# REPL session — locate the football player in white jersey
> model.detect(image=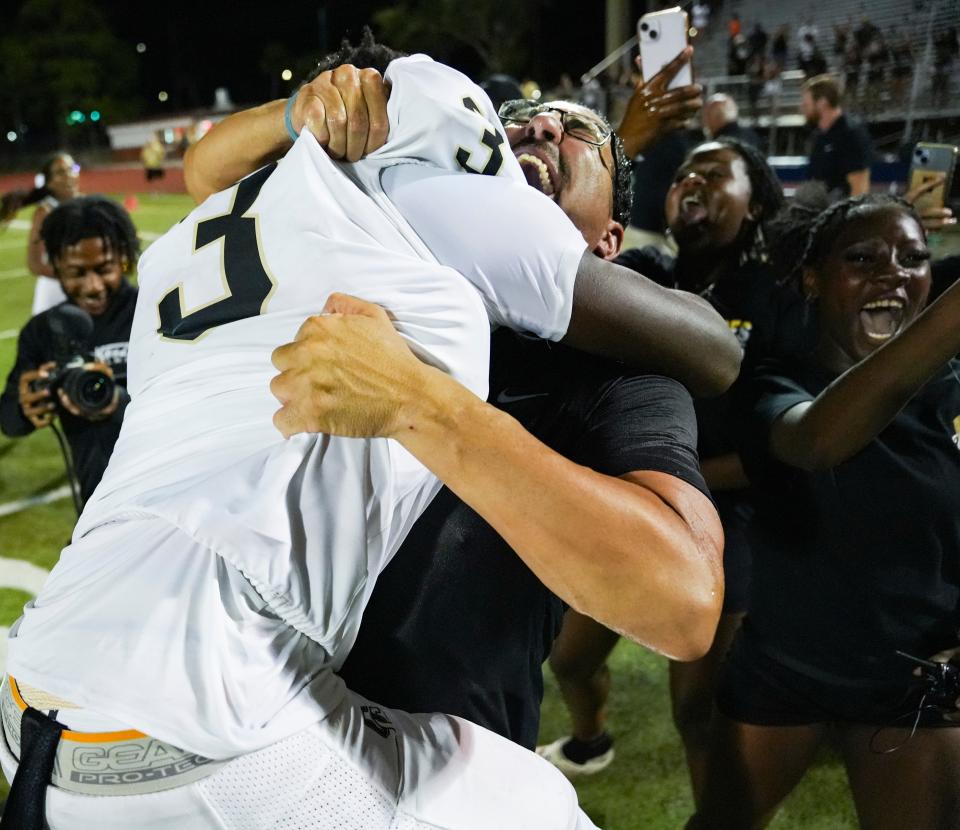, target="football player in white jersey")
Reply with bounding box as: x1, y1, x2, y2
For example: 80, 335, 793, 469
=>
0, 38, 730, 830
